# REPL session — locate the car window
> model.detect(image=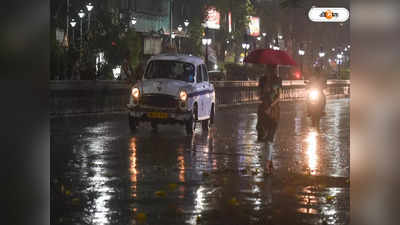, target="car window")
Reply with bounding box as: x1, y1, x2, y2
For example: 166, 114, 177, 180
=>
145, 60, 195, 82
196, 65, 203, 83
202, 65, 209, 82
